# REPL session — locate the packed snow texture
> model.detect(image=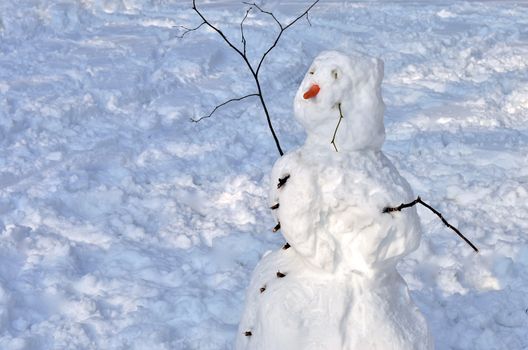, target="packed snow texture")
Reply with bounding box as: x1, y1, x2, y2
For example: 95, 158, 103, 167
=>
236, 51, 431, 349
1, 1, 528, 349
236, 248, 432, 350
